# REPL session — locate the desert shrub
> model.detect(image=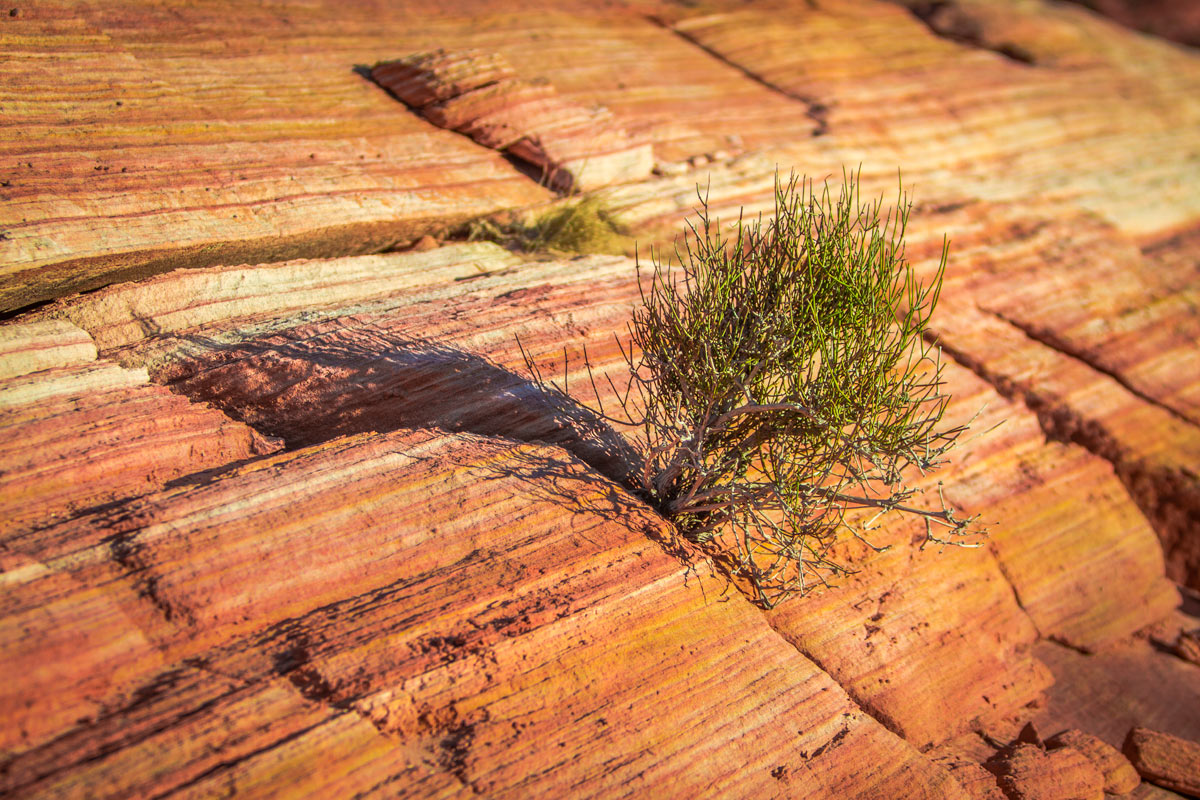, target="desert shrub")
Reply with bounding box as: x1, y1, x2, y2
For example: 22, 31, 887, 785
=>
531, 170, 983, 608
